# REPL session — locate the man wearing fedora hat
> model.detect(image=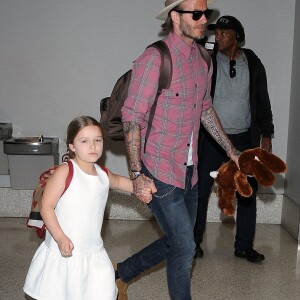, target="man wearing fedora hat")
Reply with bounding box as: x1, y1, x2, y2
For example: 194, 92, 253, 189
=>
194, 16, 274, 262
116, 2, 240, 299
